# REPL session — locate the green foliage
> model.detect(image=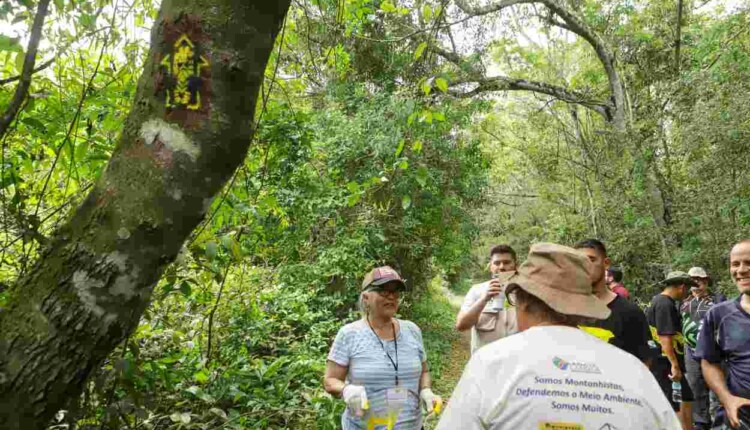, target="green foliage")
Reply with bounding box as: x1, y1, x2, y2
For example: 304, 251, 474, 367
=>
472, 3, 750, 300
0, 0, 491, 426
